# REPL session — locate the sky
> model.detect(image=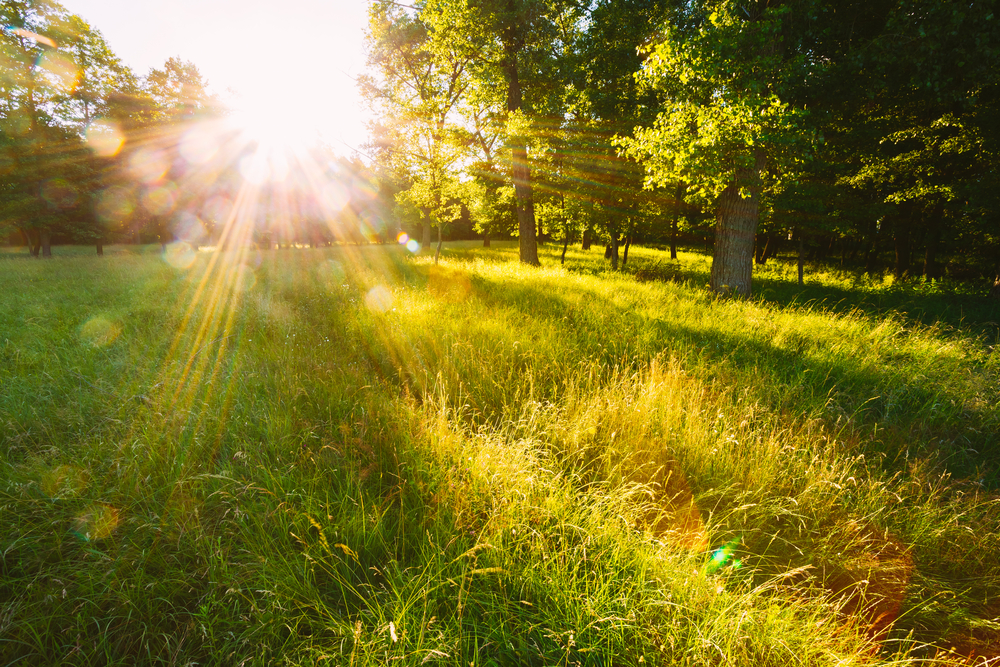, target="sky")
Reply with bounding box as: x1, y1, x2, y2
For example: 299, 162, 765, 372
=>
57, 0, 373, 156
